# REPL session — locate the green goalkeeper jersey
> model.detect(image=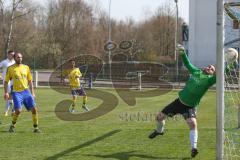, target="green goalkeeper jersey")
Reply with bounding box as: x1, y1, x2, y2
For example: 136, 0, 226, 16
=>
178, 52, 216, 107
